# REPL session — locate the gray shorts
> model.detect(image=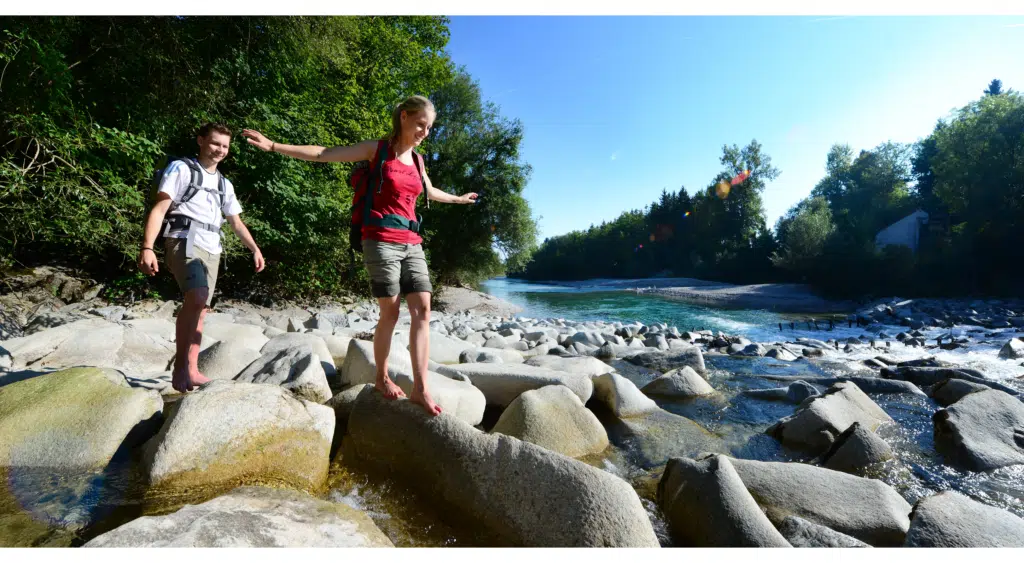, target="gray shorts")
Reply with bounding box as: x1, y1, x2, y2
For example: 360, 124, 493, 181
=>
164, 238, 220, 306
361, 240, 433, 298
